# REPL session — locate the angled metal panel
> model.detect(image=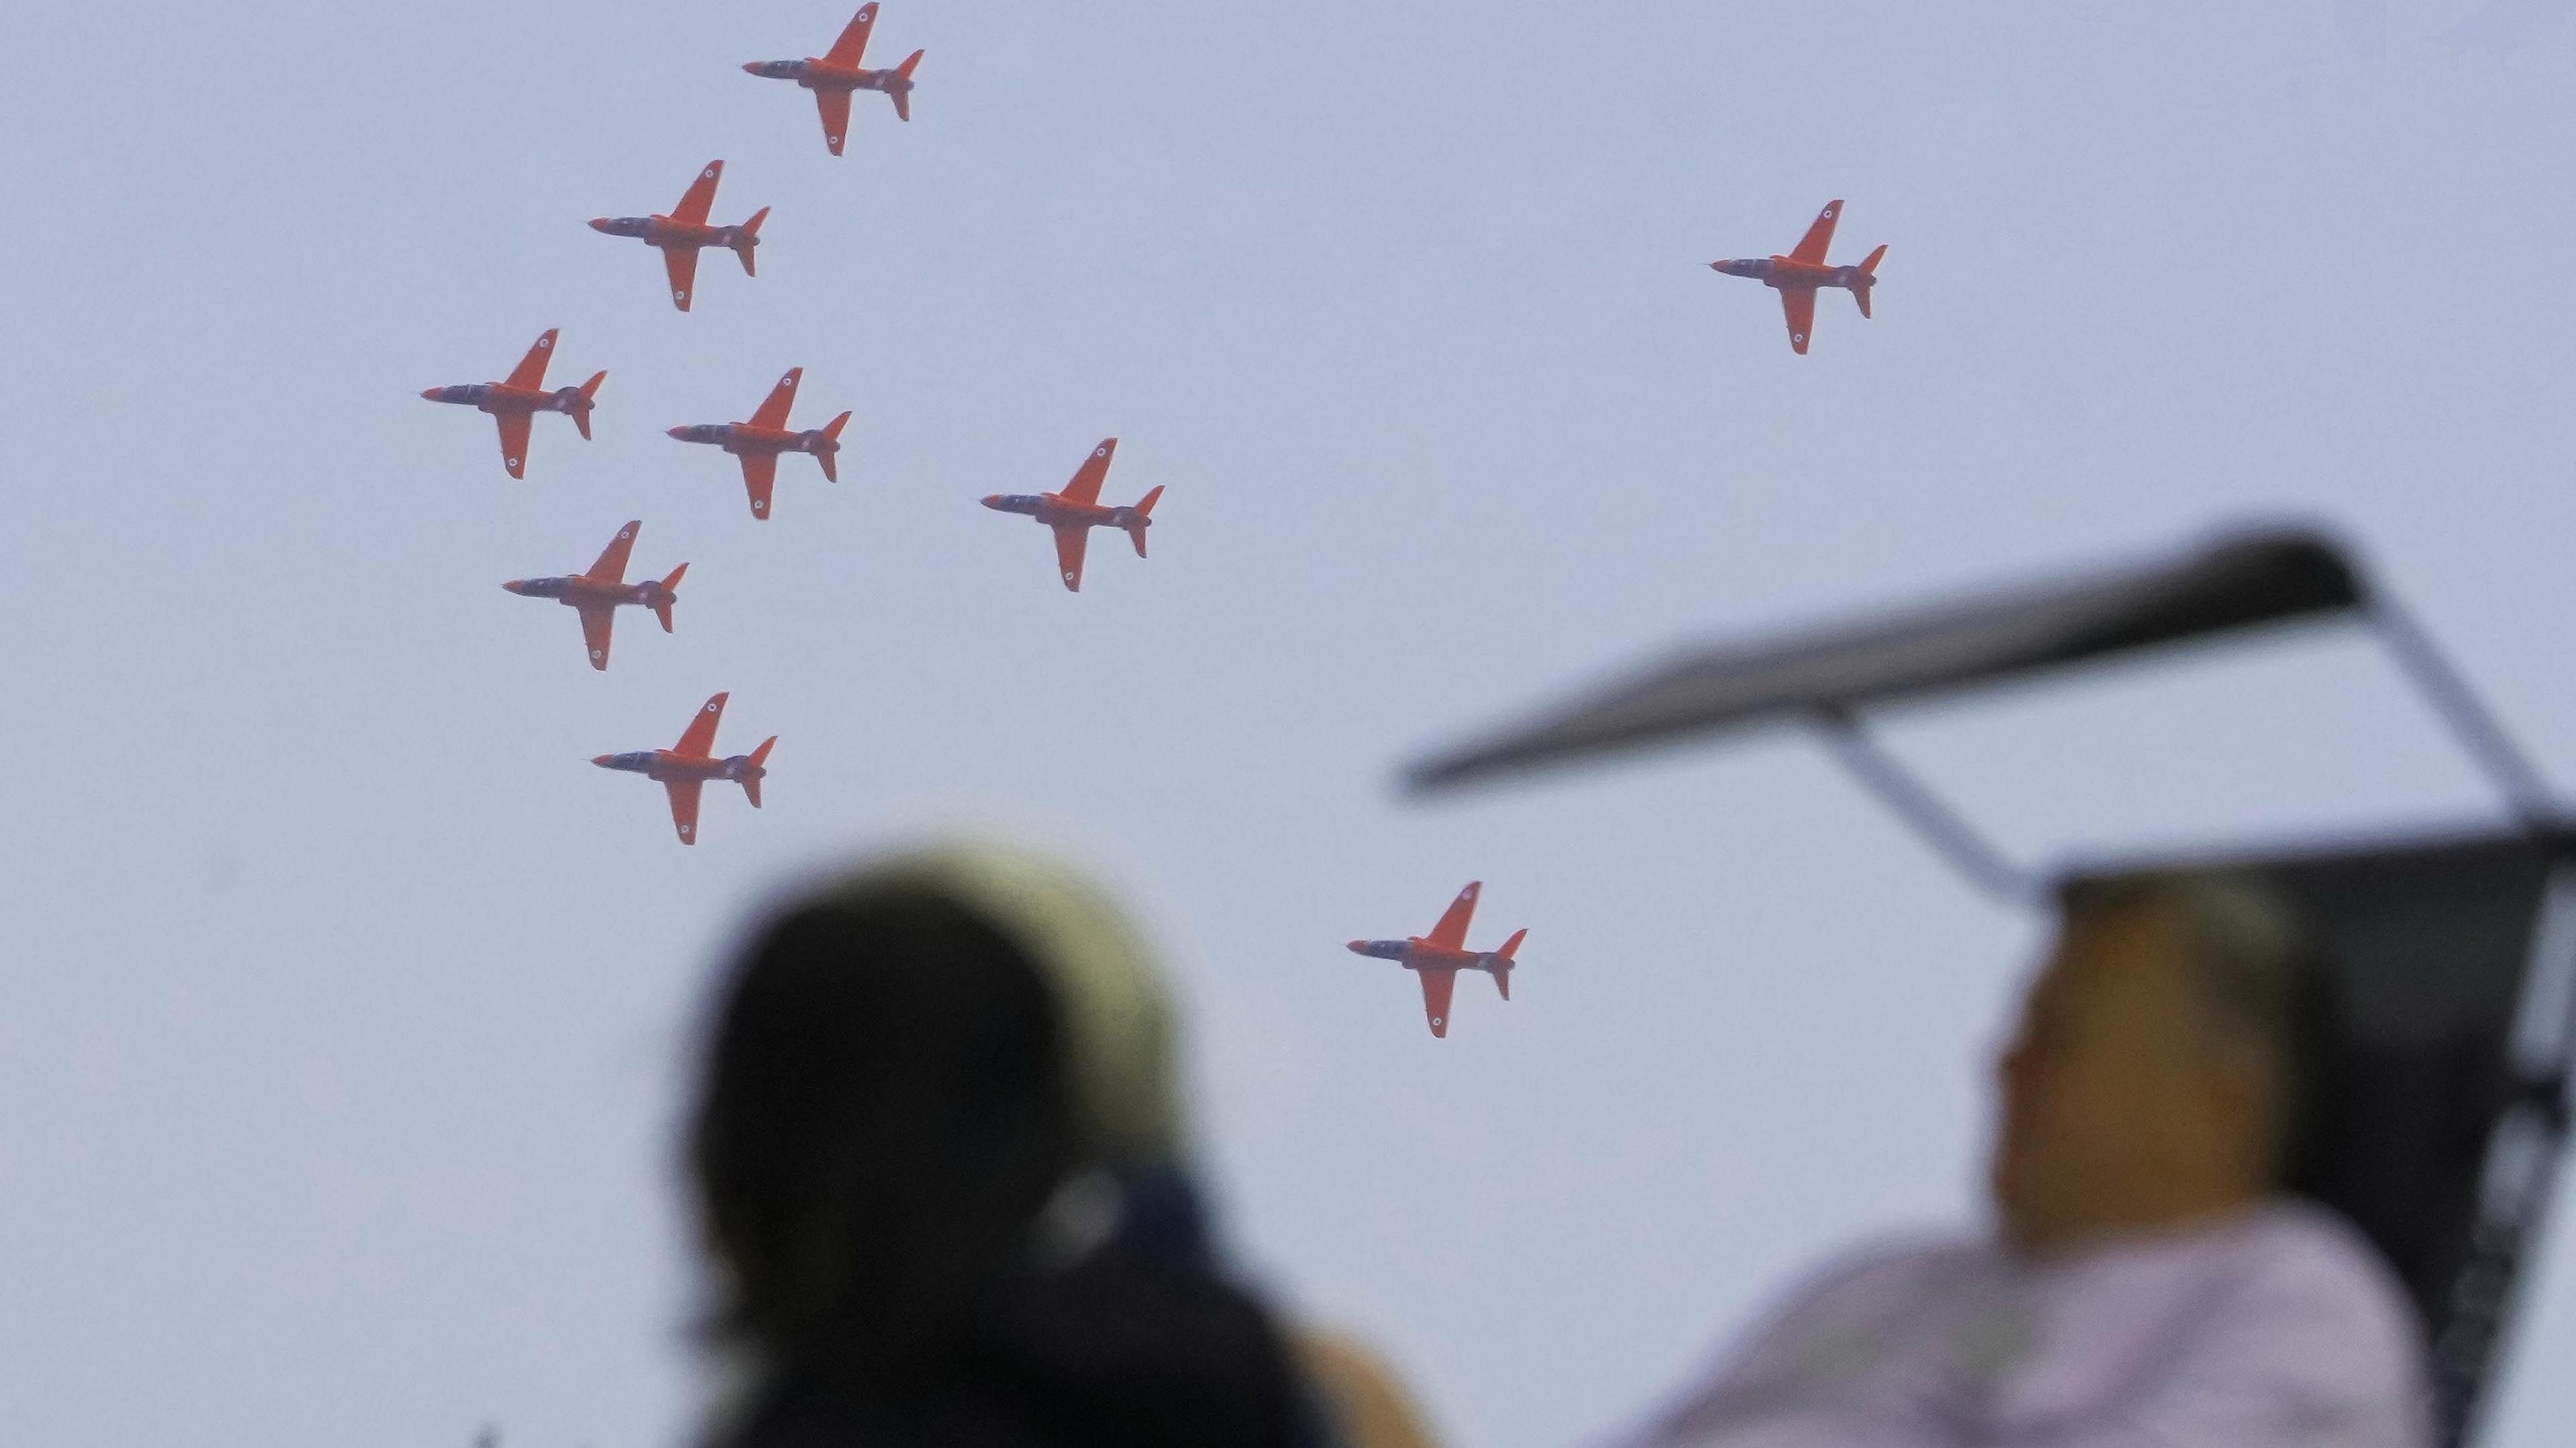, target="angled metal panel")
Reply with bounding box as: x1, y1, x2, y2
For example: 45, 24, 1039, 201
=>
1409, 528, 2361, 795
